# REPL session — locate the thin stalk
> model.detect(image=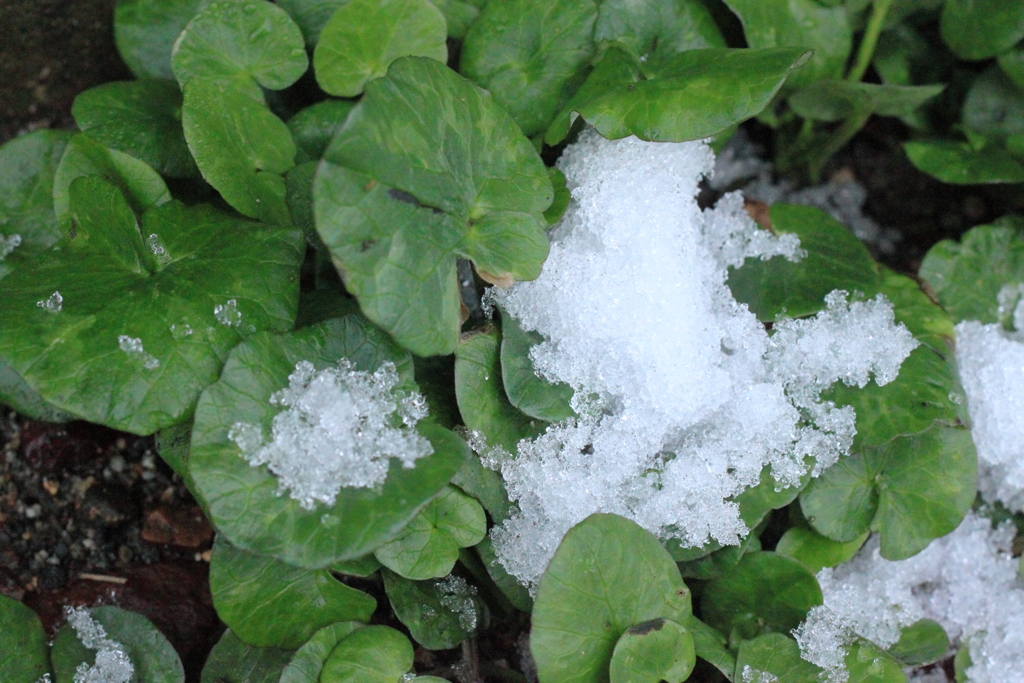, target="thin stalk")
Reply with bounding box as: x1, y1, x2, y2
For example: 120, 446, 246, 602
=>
845, 0, 894, 83
807, 108, 873, 183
